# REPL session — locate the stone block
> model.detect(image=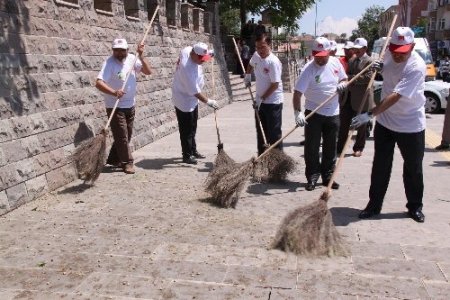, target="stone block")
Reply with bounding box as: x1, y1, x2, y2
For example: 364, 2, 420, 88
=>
0, 119, 13, 142
25, 174, 48, 200
45, 73, 62, 93
0, 190, 10, 215
33, 148, 66, 176
59, 72, 82, 90
29, 113, 48, 134
9, 116, 33, 138
20, 135, 42, 157
5, 182, 28, 209
45, 163, 77, 190
0, 164, 20, 190
15, 158, 36, 182
2, 139, 28, 164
